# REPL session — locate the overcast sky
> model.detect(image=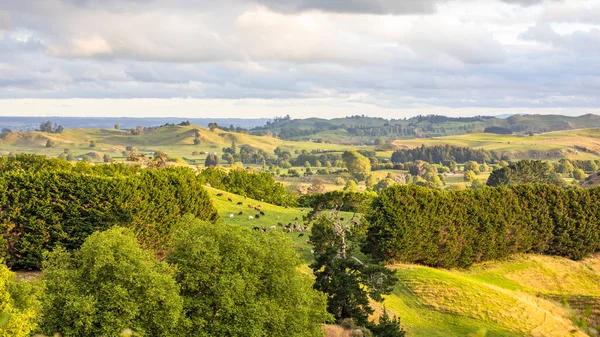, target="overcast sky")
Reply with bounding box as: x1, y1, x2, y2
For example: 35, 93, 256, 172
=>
0, 0, 599, 118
